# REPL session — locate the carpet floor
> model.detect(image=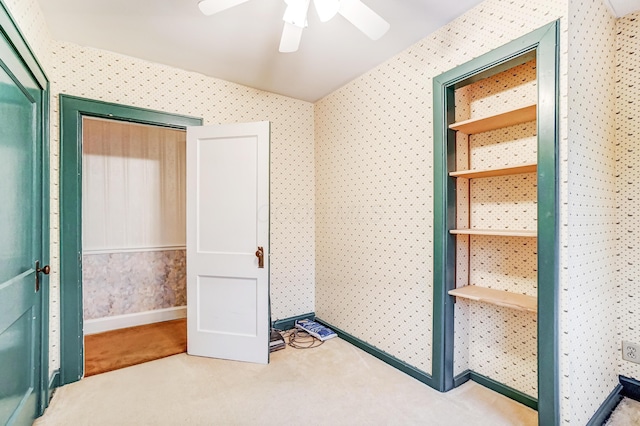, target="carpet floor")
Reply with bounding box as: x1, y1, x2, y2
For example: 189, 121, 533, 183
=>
606, 397, 640, 425
84, 318, 187, 377
37, 337, 537, 425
